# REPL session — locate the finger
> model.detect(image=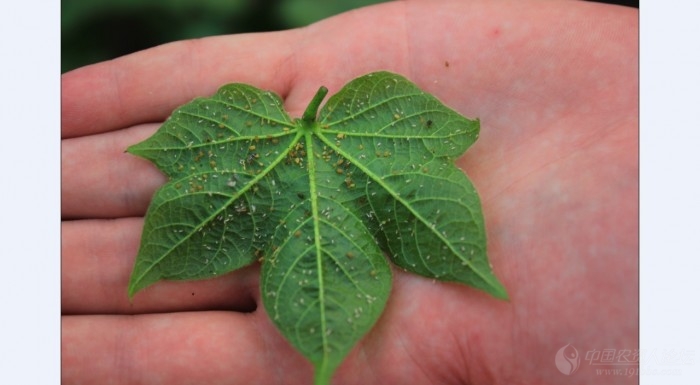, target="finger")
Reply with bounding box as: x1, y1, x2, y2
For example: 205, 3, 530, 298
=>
61, 123, 164, 219
61, 271, 509, 385
61, 32, 299, 139
62, 311, 311, 385
61, 218, 259, 315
